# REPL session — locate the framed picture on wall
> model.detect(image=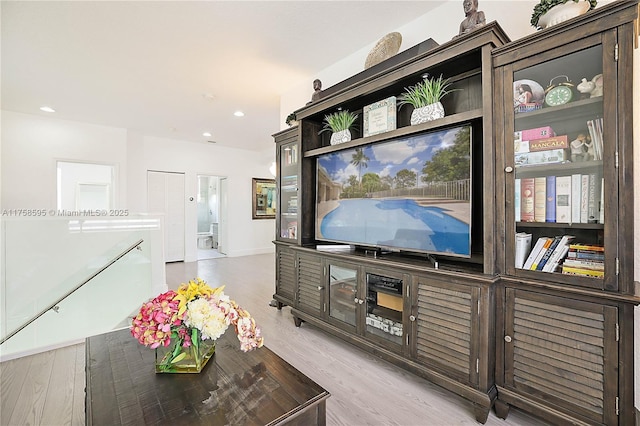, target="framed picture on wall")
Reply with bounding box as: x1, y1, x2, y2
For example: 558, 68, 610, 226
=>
252, 178, 276, 219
